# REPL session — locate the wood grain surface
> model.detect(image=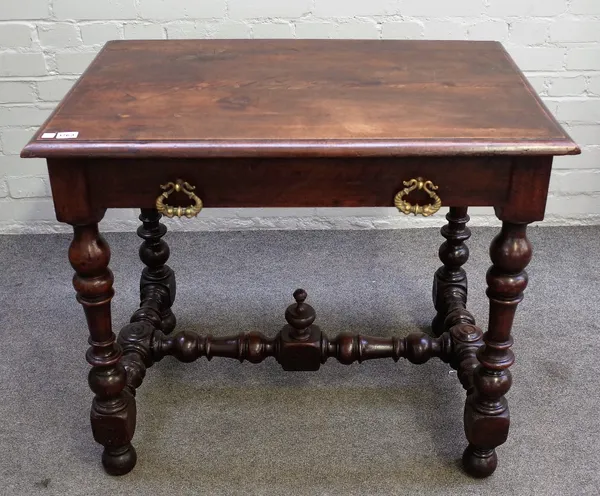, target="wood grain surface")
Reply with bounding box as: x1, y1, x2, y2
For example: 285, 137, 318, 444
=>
22, 39, 579, 158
